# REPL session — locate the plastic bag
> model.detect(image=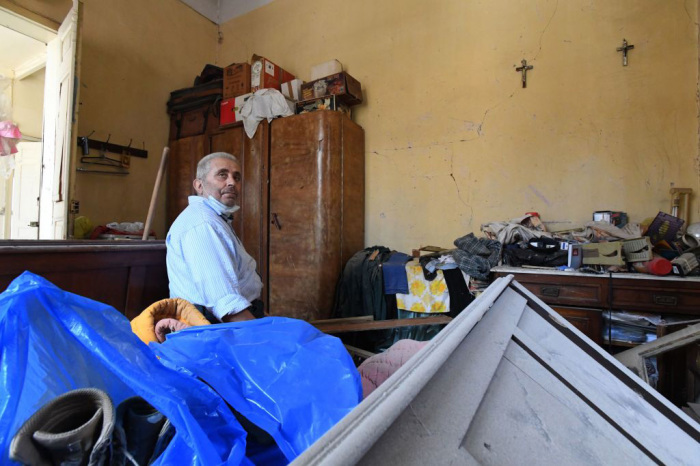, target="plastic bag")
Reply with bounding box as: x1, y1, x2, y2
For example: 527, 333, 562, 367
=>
106, 221, 144, 233
152, 317, 362, 463
0, 272, 249, 465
